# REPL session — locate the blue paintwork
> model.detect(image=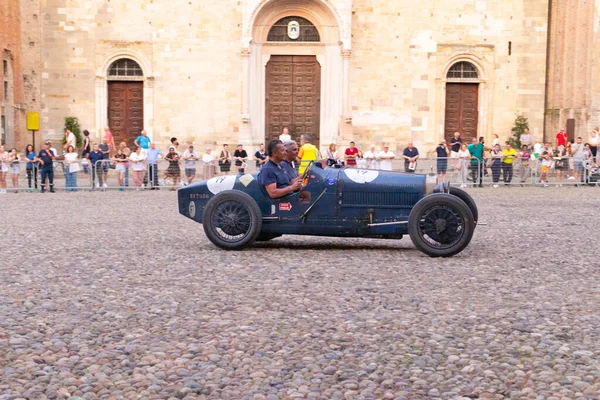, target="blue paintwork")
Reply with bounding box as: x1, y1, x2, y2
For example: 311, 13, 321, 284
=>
178, 163, 440, 238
